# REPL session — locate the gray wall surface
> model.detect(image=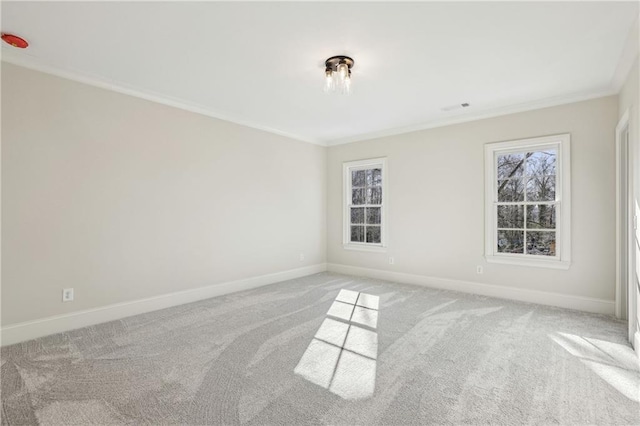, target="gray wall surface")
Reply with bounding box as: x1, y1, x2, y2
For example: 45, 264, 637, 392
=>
327, 96, 619, 301
2, 63, 327, 325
